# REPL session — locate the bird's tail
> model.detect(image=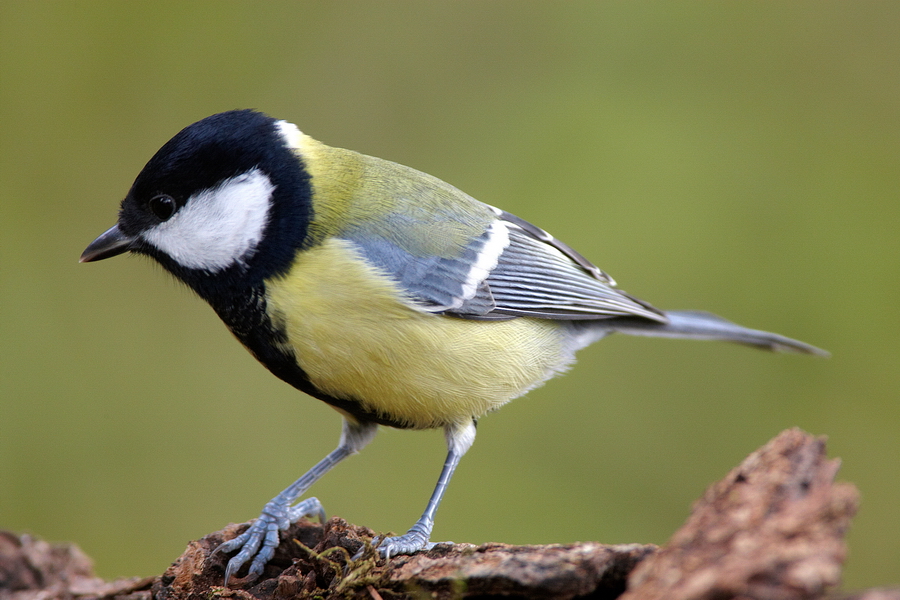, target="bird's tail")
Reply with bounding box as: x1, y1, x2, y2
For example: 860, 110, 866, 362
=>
605, 310, 829, 356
